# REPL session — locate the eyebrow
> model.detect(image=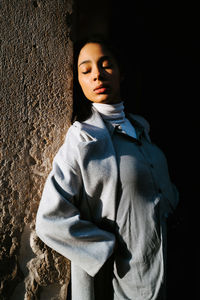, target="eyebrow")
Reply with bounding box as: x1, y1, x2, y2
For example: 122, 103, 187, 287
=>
78, 60, 91, 67
78, 55, 111, 67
